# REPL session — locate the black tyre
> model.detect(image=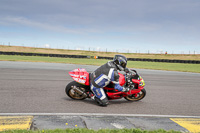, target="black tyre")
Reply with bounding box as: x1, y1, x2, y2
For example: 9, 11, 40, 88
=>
65, 81, 88, 100
124, 88, 146, 101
